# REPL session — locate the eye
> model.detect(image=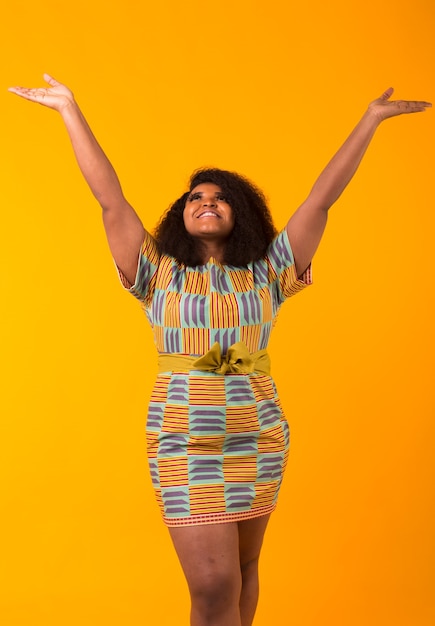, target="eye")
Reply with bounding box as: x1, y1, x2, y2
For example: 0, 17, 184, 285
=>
188, 192, 201, 201
216, 193, 228, 202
